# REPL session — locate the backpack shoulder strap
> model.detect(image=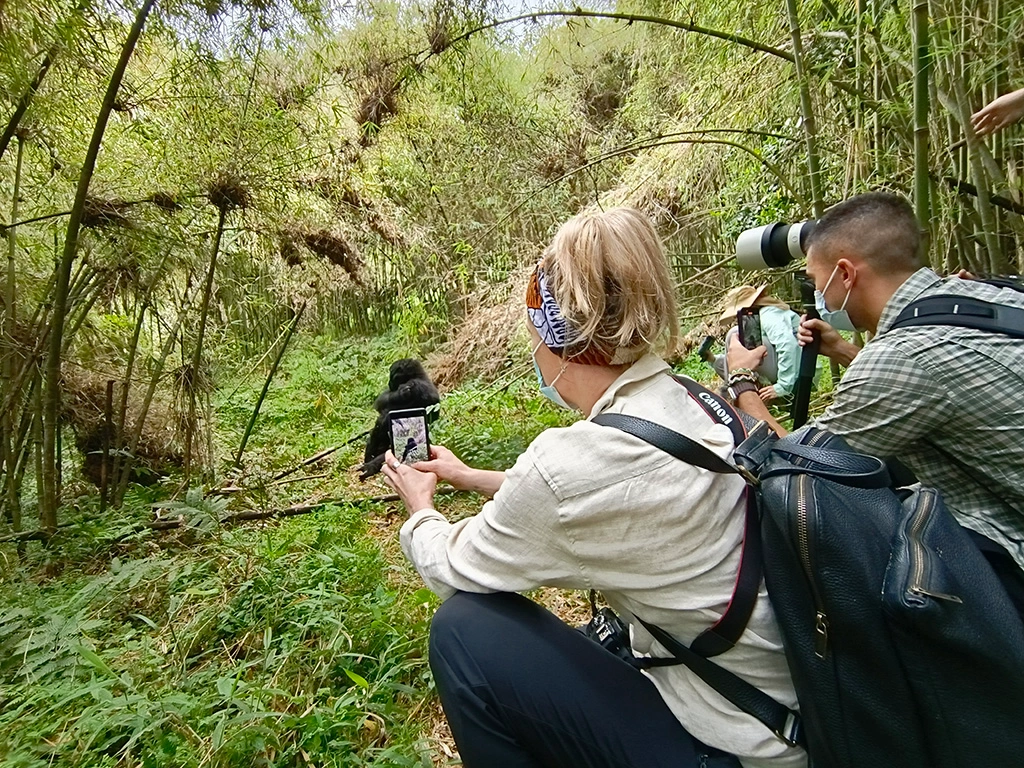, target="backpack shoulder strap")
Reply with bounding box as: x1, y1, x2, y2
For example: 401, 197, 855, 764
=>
890, 294, 1024, 339
592, 391, 804, 750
